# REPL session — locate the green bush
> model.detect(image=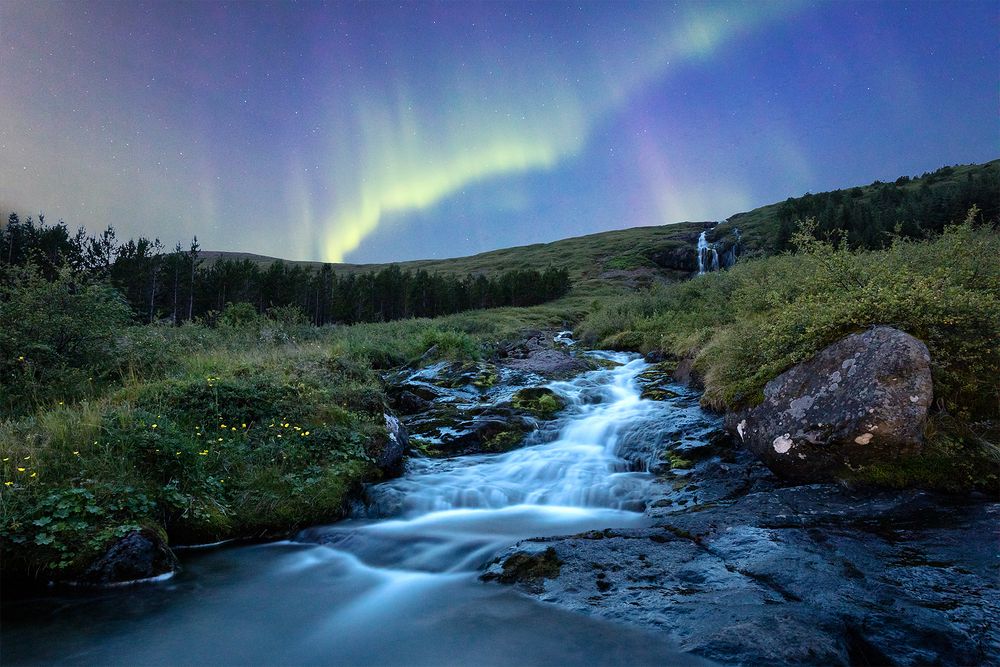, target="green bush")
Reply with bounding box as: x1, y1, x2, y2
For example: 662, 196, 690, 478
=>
0, 265, 132, 416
